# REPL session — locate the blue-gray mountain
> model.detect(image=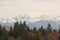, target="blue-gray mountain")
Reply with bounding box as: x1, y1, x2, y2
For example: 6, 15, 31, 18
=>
27, 20, 60, 30
0, 14, 60, 30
